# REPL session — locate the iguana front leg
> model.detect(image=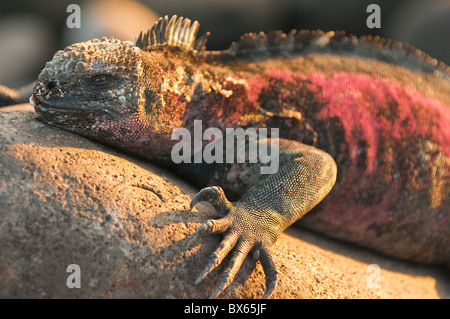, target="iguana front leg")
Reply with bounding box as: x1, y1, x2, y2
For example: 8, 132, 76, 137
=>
186, 139, 337, 298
